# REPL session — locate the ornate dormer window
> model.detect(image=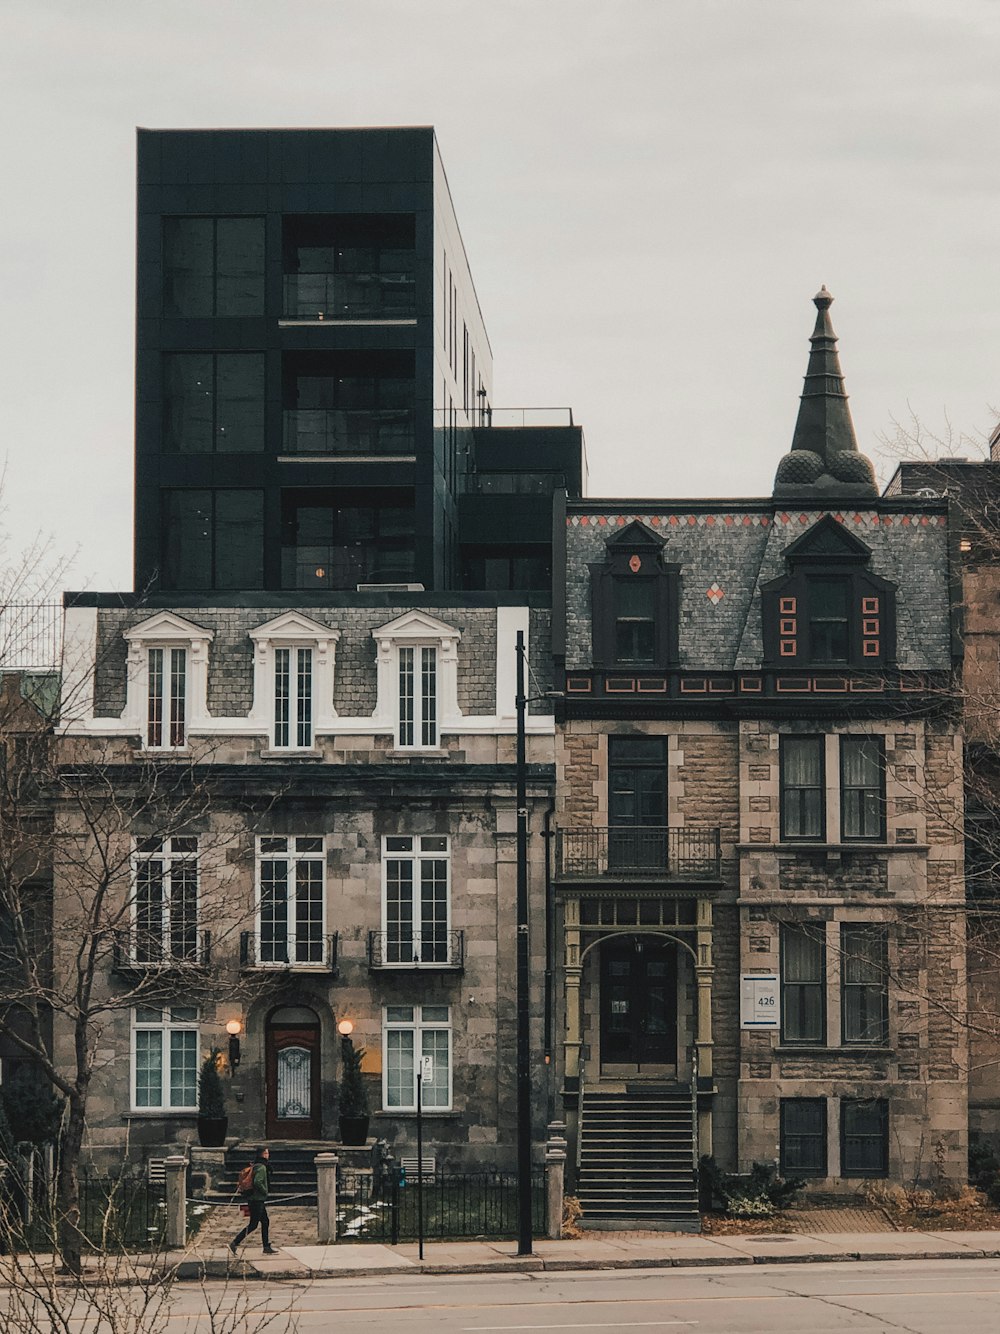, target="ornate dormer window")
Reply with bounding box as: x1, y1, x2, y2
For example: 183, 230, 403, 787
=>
590, 521, 679, 670
123, 612, 213, 751
371, 611, 461, 750
249, 612, 340, 752
761, 516, 896, 669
